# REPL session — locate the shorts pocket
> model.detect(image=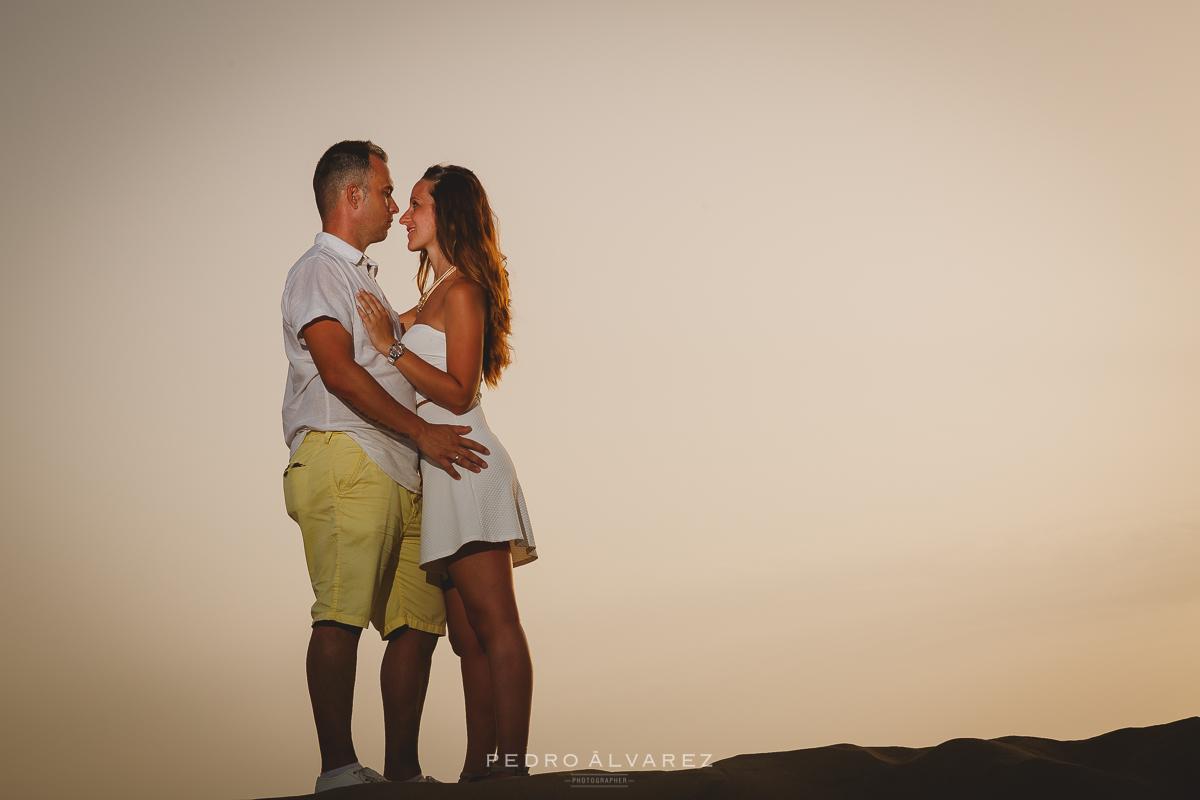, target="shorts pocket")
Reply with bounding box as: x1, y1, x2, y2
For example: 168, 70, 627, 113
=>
283, 462, 306, 523
330, 436, 369, 497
